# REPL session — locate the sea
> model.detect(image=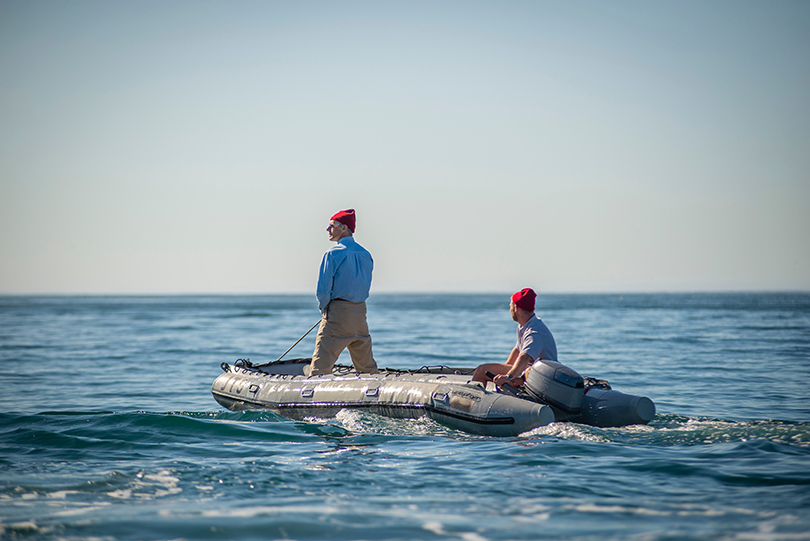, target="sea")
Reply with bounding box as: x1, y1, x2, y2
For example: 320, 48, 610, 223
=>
1, 293, 809, 541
